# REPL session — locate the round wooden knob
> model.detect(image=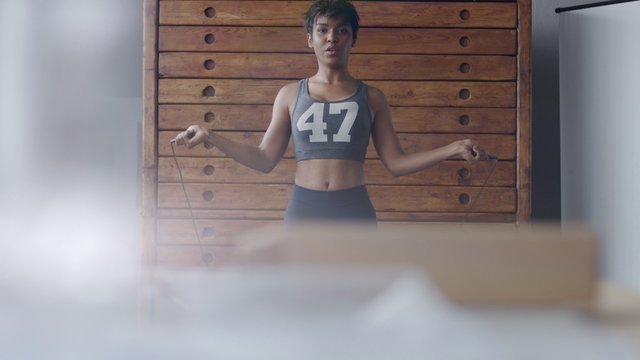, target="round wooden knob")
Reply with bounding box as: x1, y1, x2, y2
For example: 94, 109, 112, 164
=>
204, 112, 215, 123
202, 226, 214, 237
458, 89, 471, 100
457, 167, 470, 179
204, 7, 216, 18
204, 33, 215, 44
458, 114, 470, 126
460, 9, 471, 20
458, 193, 470, 205
459, 62, 471, 74
202, 191, 214, 201
202, 252, 214, 264
459, 36, 470, 47
202, 86, 215, 97
203, 165, 215, 175
203, 59, 216, 70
